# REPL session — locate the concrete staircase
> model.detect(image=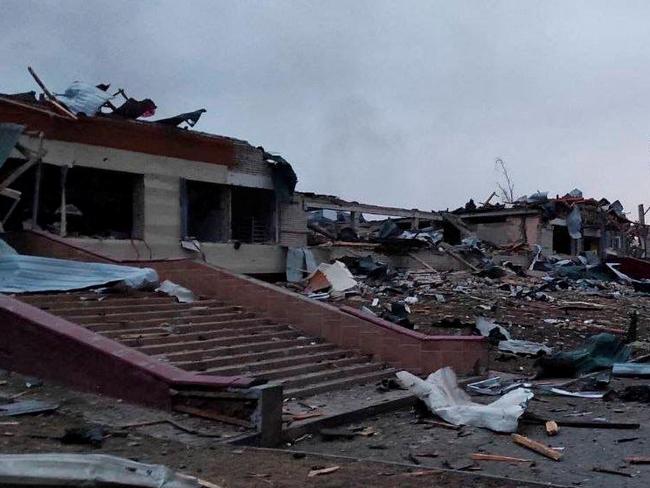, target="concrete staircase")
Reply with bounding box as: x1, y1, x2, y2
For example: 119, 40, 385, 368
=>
18, 291, 397, 399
